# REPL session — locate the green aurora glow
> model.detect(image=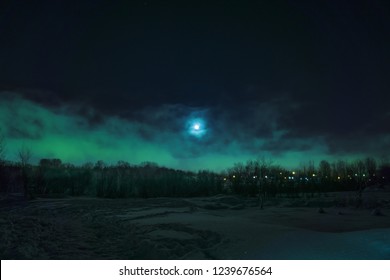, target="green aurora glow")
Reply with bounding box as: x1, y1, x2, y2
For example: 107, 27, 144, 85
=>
0, 94, 378, 171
